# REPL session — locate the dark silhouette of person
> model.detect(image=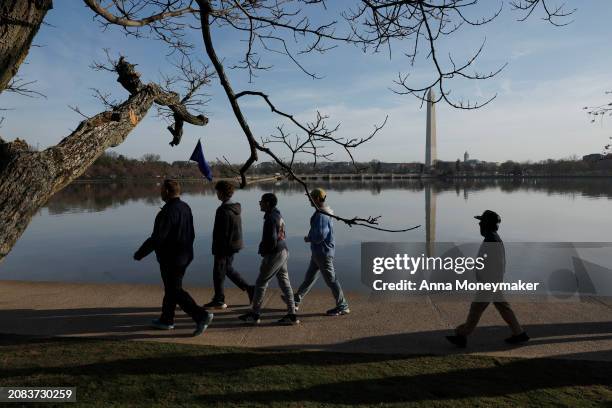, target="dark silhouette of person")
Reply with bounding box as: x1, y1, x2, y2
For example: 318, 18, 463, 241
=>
134, 179, 213, 336
204, 180, 254, 309
446, 210, 529, 348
